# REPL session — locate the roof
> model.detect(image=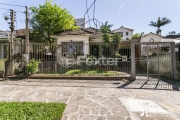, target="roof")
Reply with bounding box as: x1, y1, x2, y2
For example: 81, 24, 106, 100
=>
142, 32, 164, 38
164, 35, 180, 39
0, 30, 4, 32
56, 28, 94, 35
113, 26, 134, 32
15, 28, 32, 37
